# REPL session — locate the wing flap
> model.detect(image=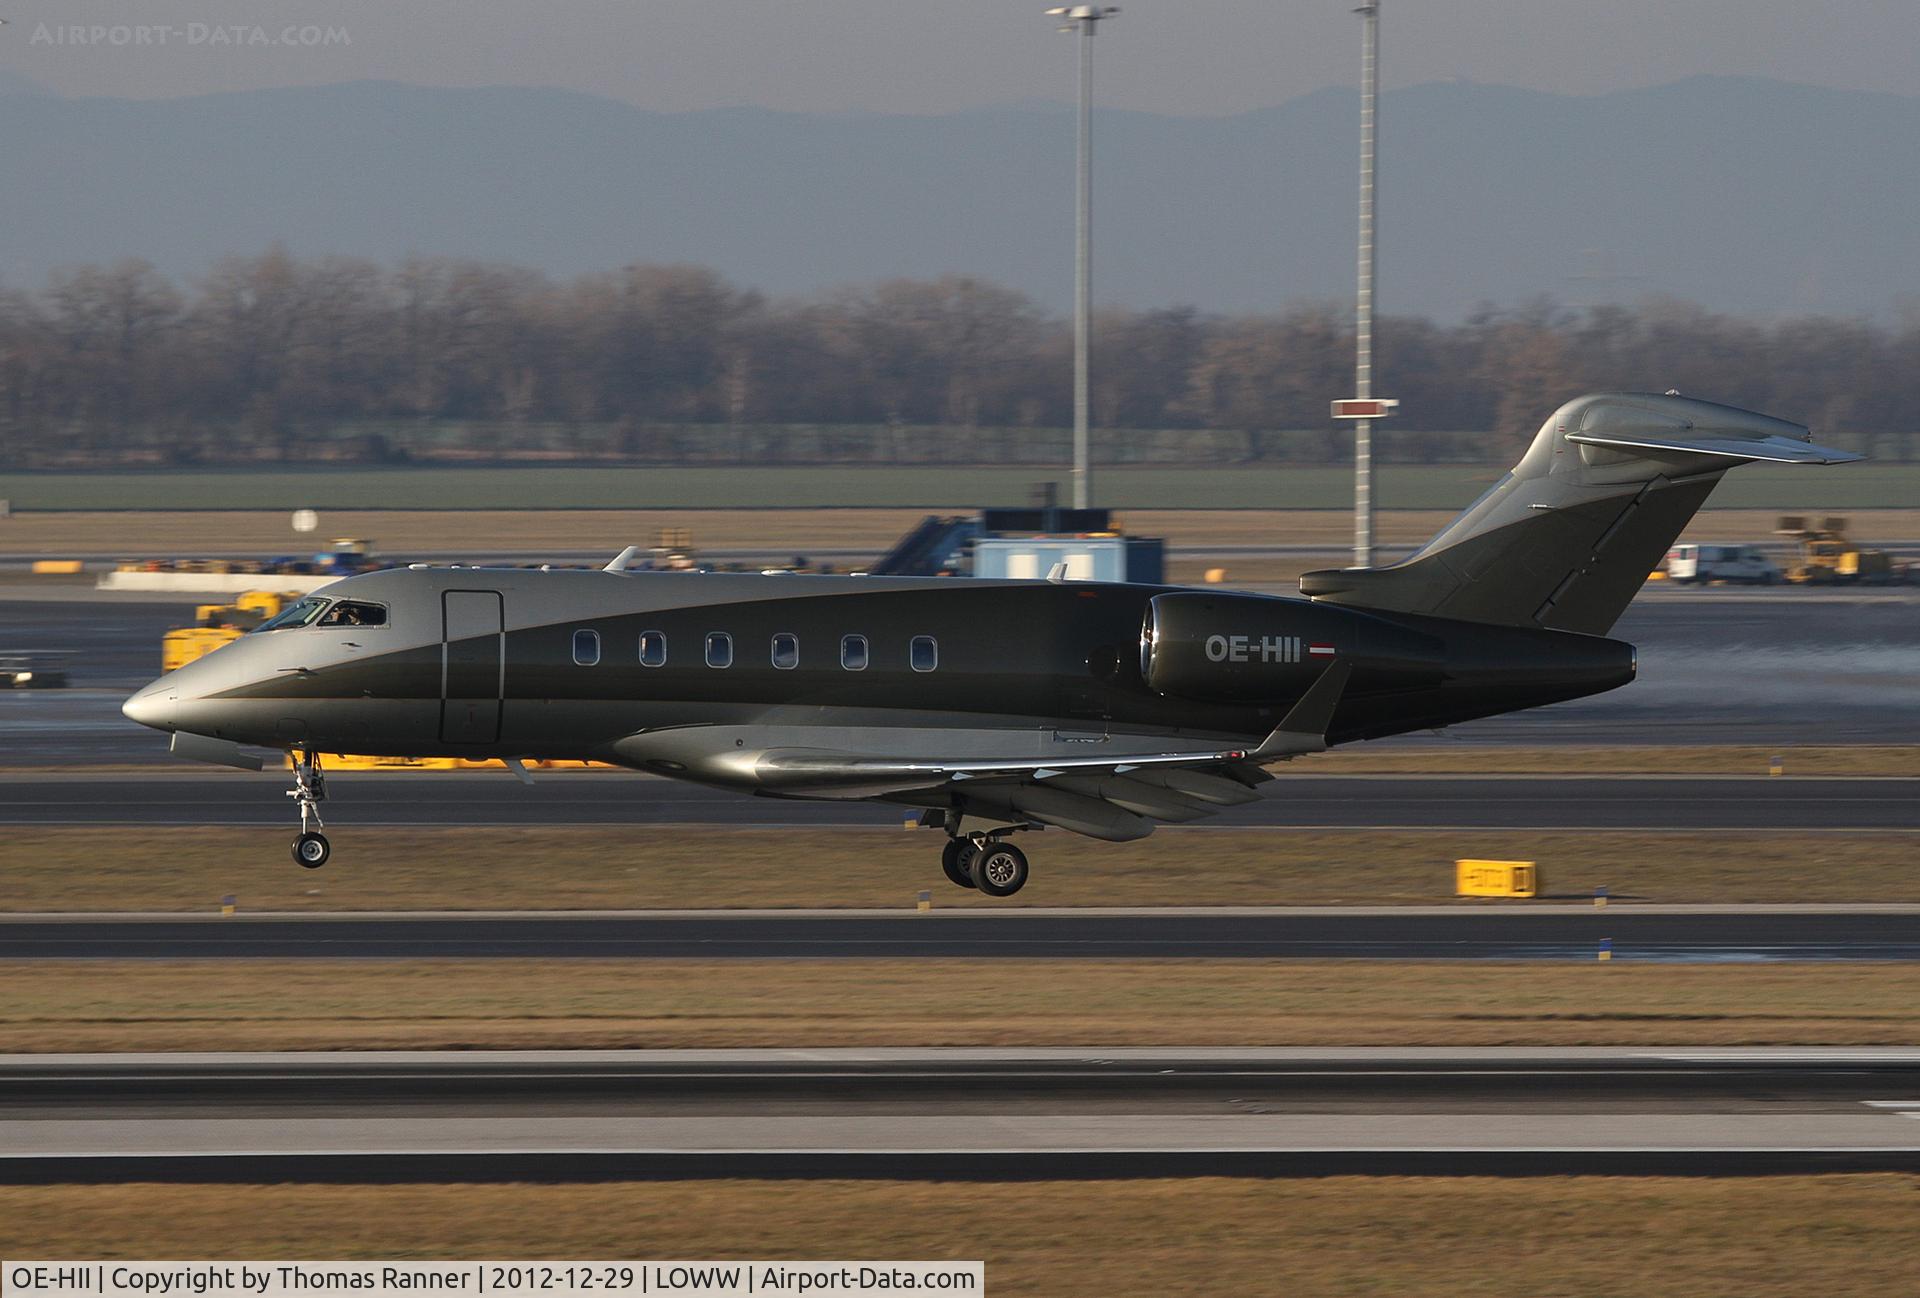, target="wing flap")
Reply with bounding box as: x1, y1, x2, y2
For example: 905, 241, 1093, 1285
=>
755, 743, 1261, 788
